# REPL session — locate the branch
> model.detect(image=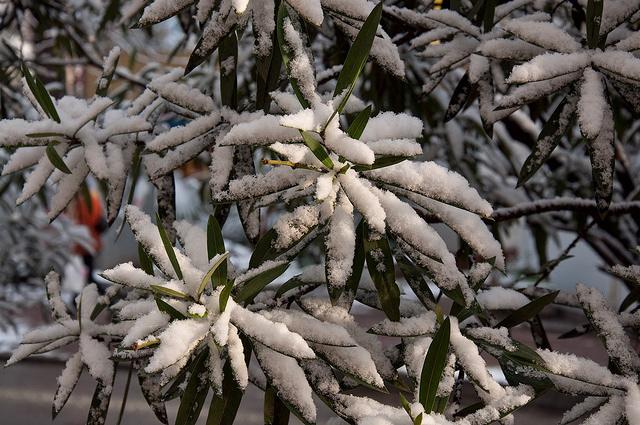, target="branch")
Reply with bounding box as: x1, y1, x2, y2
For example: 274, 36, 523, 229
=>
491, 197, 640, 221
